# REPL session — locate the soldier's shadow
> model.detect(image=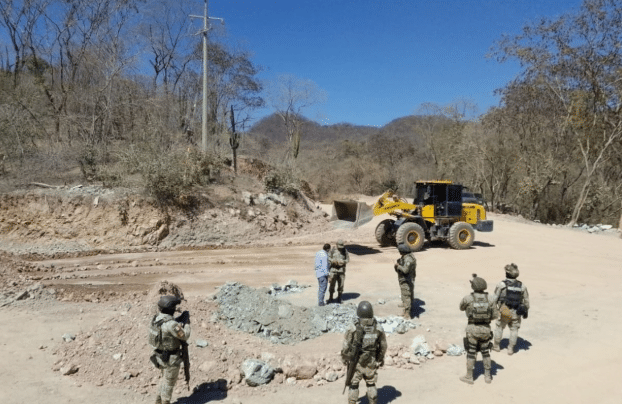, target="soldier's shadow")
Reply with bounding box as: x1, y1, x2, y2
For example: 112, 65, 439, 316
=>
409, 298, 426, 318
176, 380, 227, 404
498, 336, 532, 353
473, 360, 504, 381
358, 385, 402, 404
